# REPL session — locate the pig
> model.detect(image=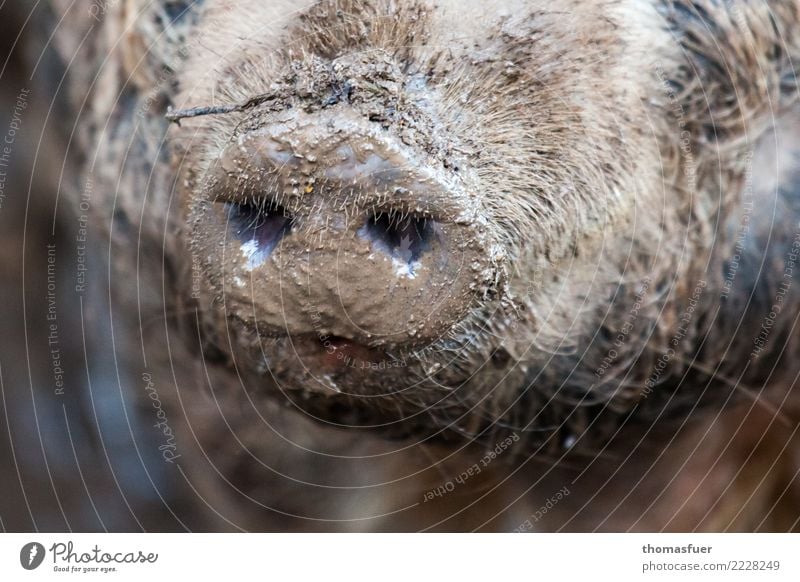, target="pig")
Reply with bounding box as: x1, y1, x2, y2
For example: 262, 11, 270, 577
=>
9, 0, 799, 530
